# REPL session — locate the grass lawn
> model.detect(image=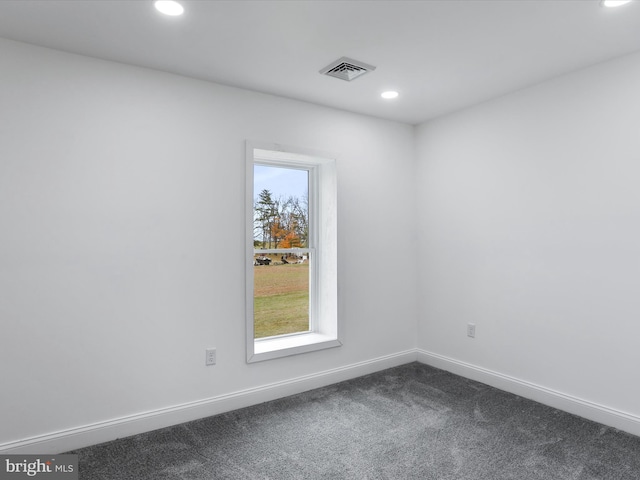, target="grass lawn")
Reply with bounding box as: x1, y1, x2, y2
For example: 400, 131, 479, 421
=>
254, 260, 309, 338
